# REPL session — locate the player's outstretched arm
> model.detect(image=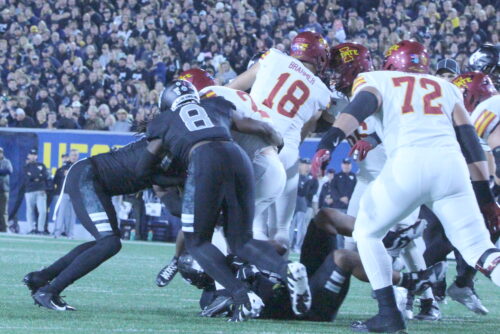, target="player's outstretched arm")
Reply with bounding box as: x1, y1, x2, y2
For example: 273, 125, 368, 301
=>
225, 62, 260, 91
488, 125, 500, 179
231, 107, 283, 147
453, 103, 500, 238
